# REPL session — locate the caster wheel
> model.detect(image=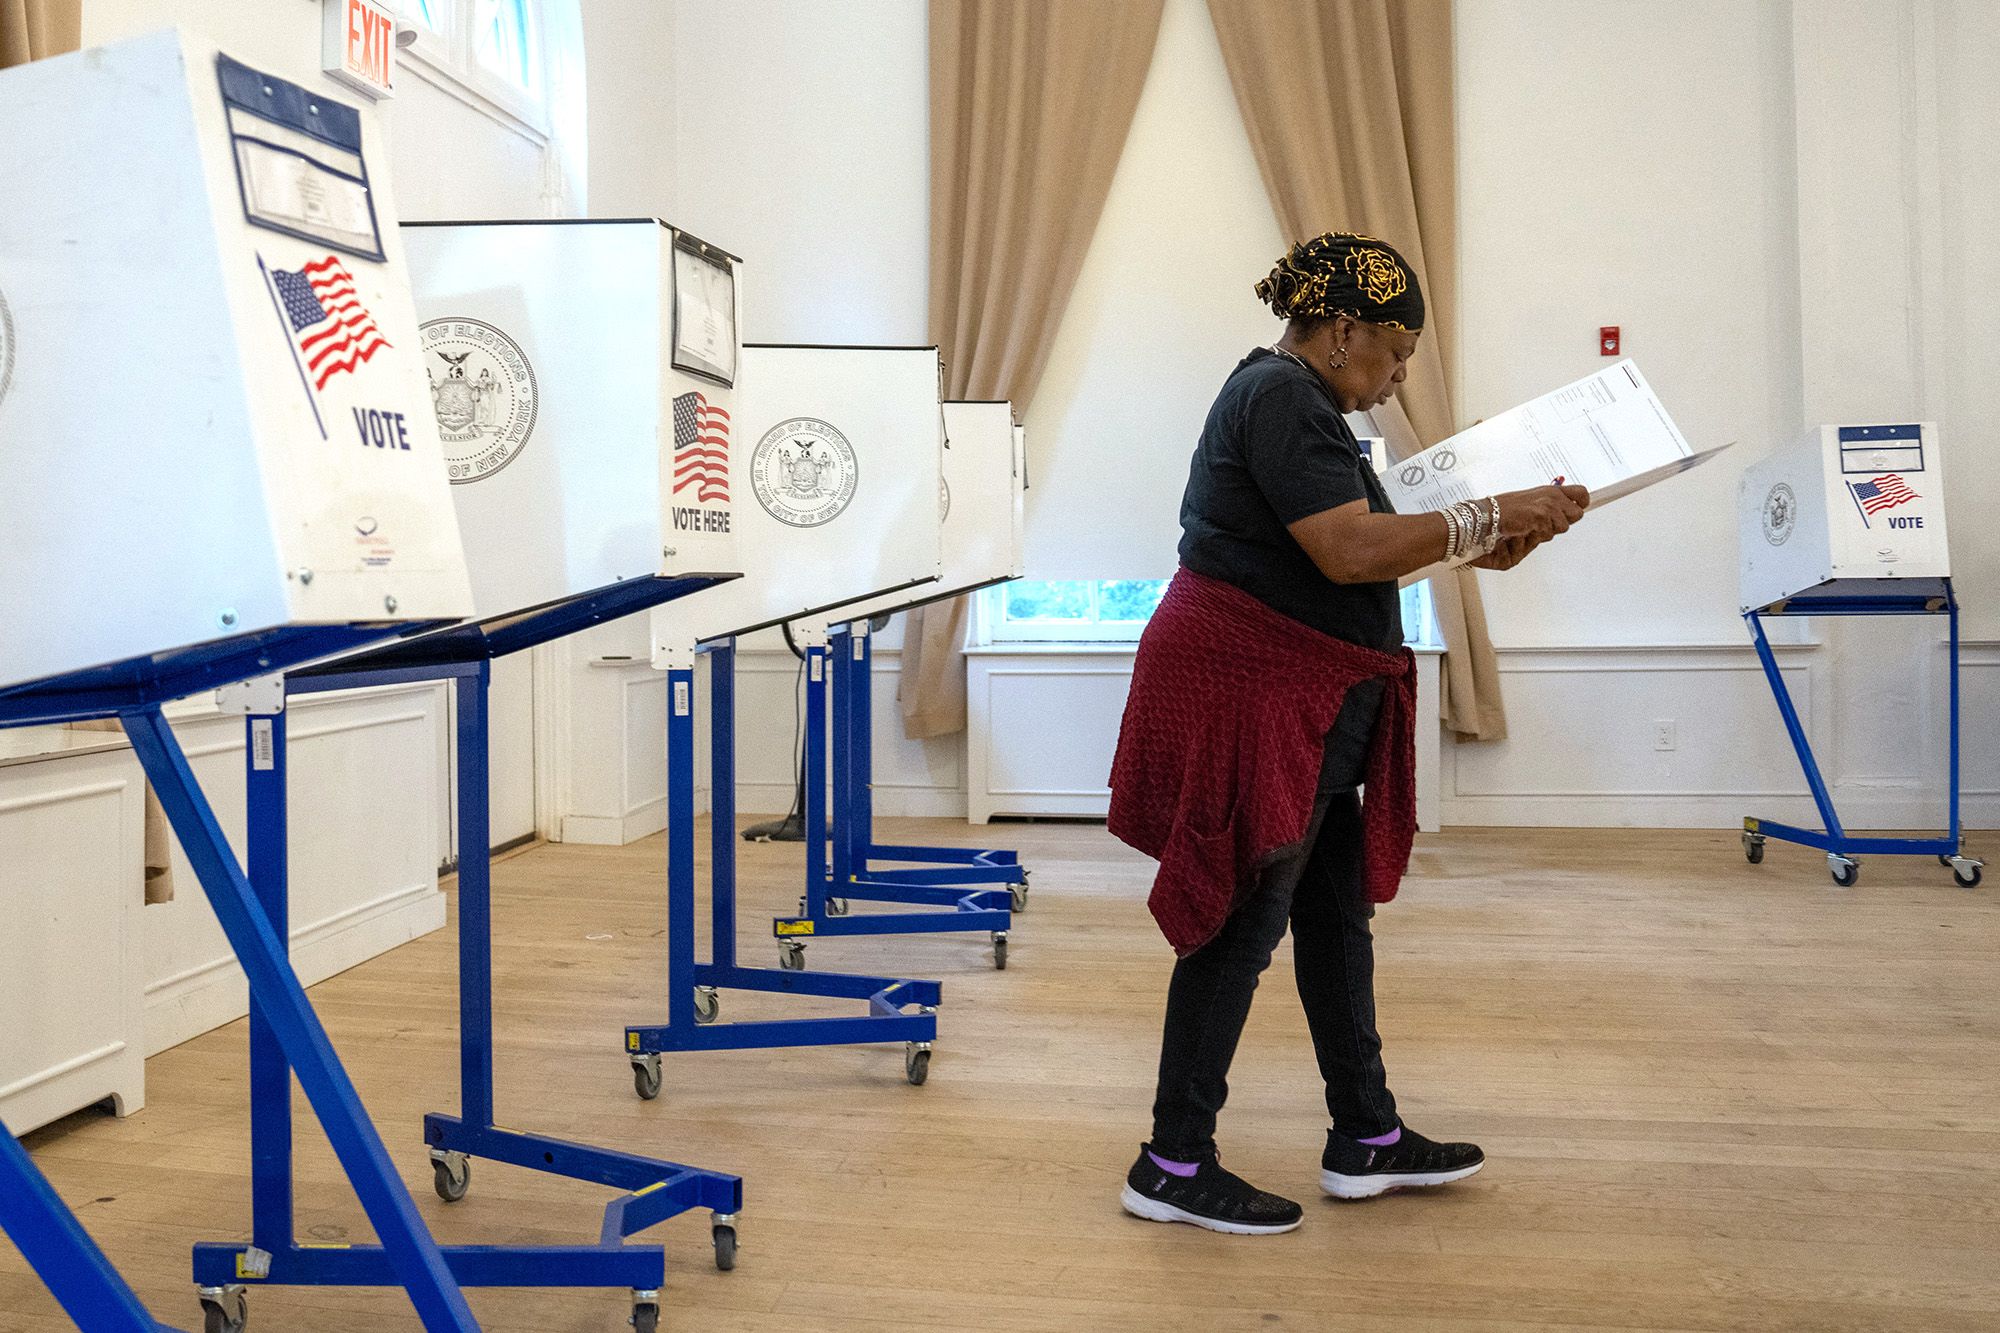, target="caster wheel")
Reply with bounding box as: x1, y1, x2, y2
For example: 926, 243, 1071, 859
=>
712, 1222, 738, 1271
693, 987, 720, 1025
1742, 834, 1765, 865
430, 1151, 471, 1203
1009, 882, 1029, 912
827, 897, 849, 916
1953, 860, 1983, 889
905, 1042, 931, 1086
199, 1287, 247, 1333
779, 940, 806, 971
632, 1055, 662, 1101
1939, 854, 1957, 867
992, 931, 1008, 971
630, 1298, 661, 1333
1829, 857, 1860, 888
